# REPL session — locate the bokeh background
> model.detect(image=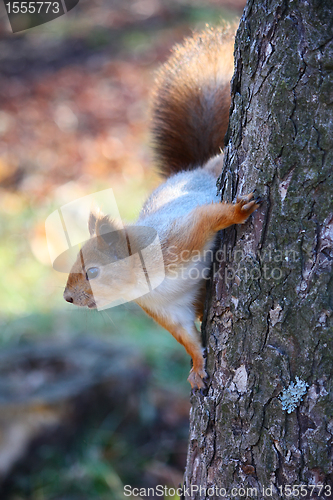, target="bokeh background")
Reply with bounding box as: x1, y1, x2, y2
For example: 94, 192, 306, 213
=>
0, 1, 245, 498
